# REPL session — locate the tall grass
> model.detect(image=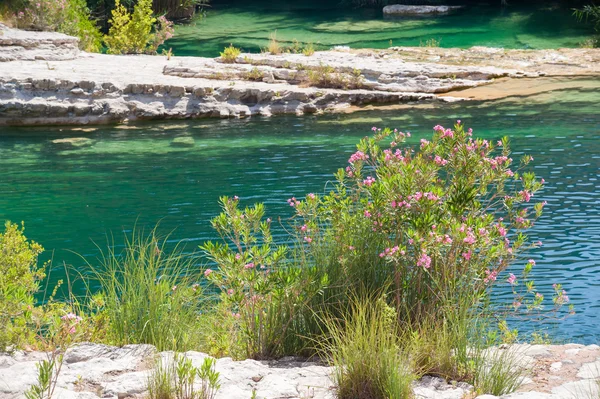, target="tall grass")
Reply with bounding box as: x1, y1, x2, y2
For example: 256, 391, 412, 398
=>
82, 228, 204, 351
320, 293, 415, 399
